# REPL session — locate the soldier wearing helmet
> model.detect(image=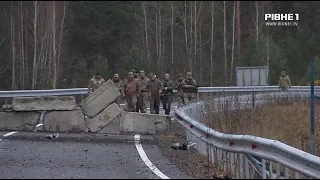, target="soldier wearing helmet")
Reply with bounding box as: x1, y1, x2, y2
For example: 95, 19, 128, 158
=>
181, 72, 198, 104
175, 73, 185, 105
136, 70, 150, 113
88, 72, 105, 95
278, 71, 291, 90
